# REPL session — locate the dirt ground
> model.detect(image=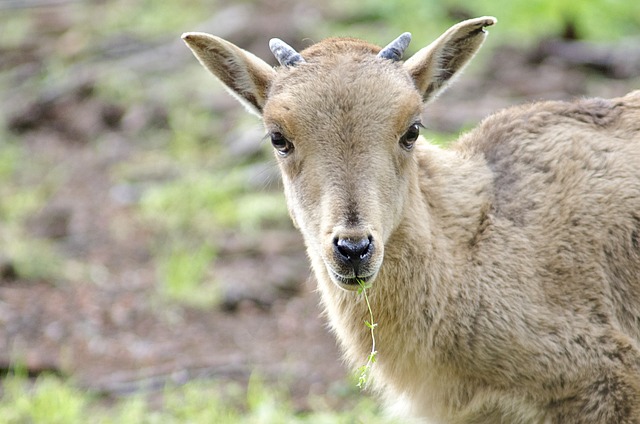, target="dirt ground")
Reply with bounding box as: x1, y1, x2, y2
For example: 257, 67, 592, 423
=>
1, 1, 639, 411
